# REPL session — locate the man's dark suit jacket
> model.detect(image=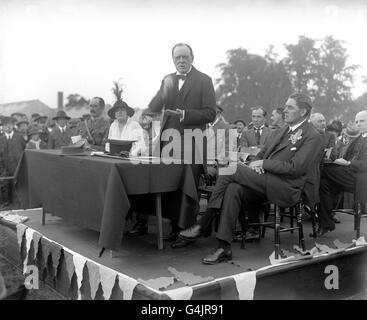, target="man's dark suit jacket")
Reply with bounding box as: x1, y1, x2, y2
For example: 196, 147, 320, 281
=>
344, 136, 367, 202
48, 126, 73, 149
0, 132, 26, 175
302, 130, 336, 207
149, 66, 216, 136
323, 131, 336, 149
242, 126, 273, 148
255, 121, 323, 208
